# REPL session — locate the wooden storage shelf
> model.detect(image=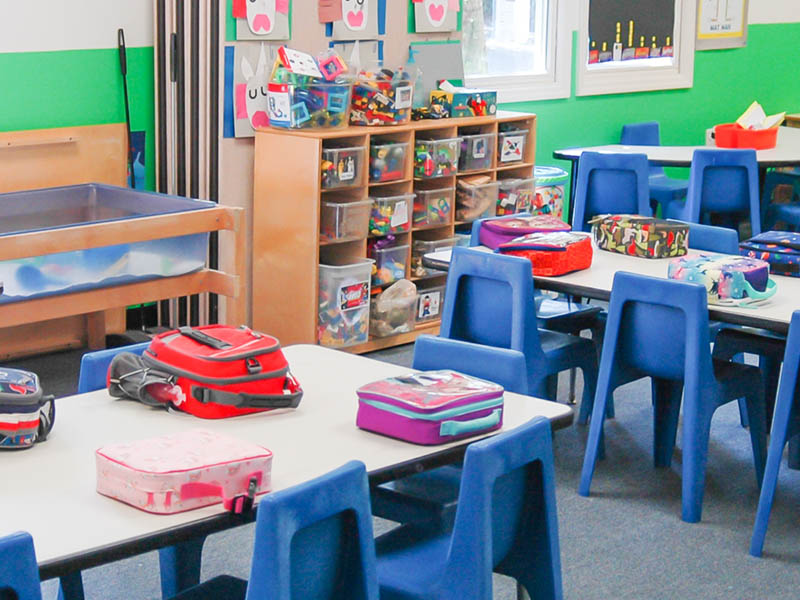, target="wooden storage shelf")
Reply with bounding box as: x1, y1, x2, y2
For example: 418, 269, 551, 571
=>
252, 111, 536, 353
